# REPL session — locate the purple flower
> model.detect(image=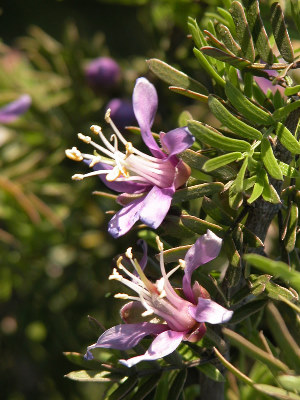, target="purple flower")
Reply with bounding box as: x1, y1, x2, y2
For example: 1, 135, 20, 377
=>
85, 57, 121, 91
105, 98, 136, 132
0, 95, 31, 124
255, 70, 285, 97
84, 230, 233, 367
66, 78, 195, 238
